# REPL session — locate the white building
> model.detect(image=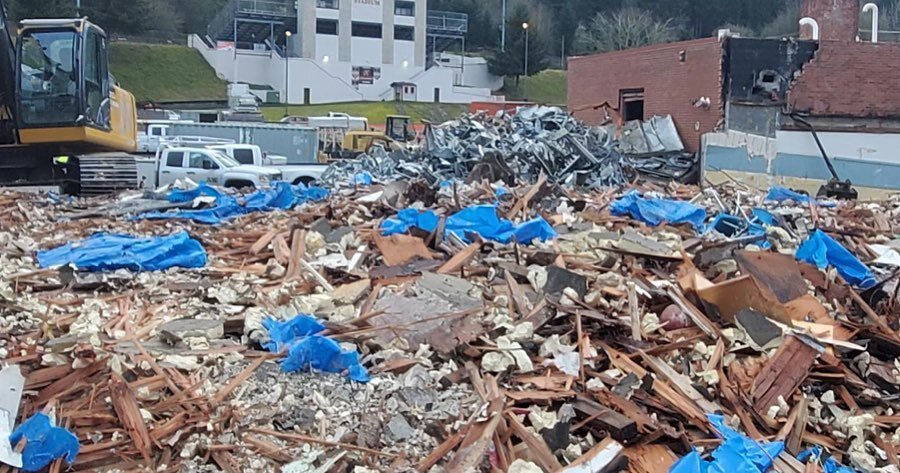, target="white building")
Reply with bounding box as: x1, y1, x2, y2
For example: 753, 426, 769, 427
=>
190, 0, 502, 104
